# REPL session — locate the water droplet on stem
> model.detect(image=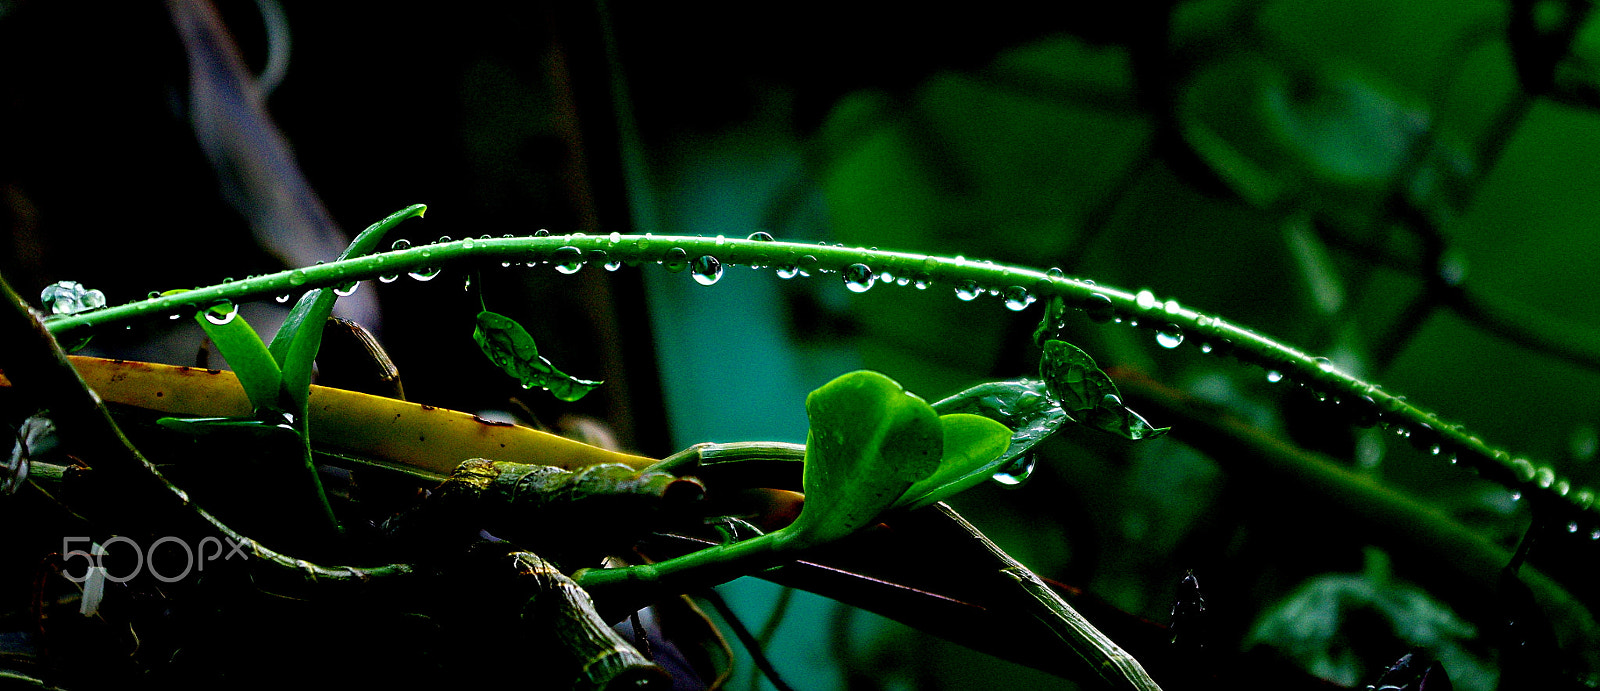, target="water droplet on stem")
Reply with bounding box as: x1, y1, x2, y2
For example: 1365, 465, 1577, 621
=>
691, 255, 724, 285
